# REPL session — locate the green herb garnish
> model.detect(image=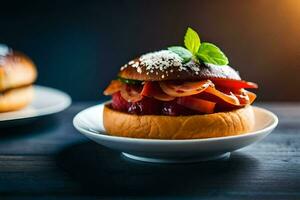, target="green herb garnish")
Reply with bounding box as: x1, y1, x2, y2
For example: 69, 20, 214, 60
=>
118, 77, 141, 84
184, 27, 201, 55
168, 27, 229, 65
196, 42, 228, 65
168, 46, 193, 64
